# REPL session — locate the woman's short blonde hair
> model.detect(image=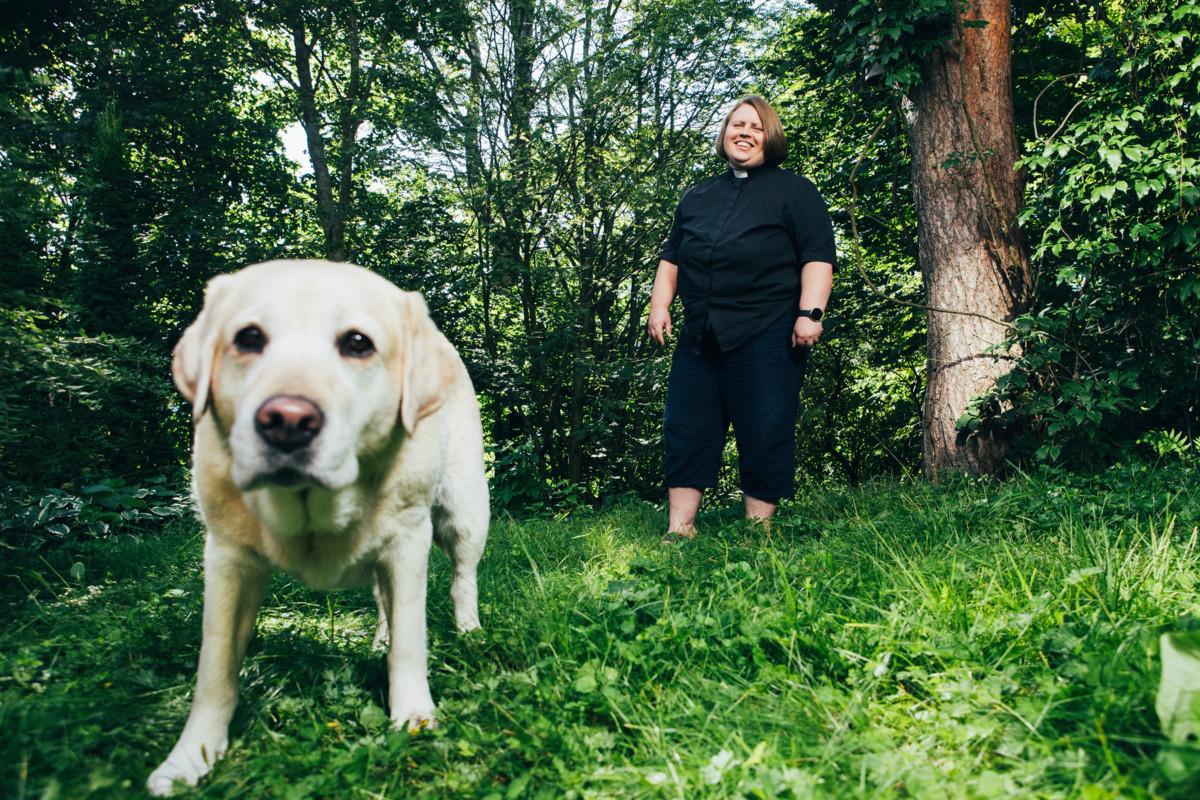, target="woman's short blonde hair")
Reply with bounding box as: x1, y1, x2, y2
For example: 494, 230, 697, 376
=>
714, 95, 788, 167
